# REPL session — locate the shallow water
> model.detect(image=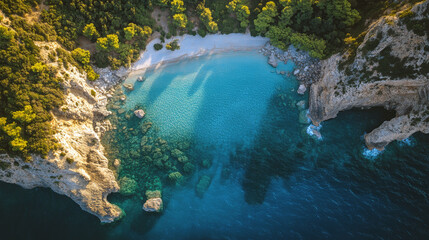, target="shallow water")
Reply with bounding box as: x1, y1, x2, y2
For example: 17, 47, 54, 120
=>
0, 51, 428, 240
